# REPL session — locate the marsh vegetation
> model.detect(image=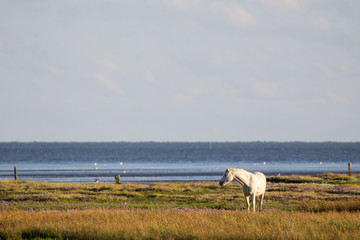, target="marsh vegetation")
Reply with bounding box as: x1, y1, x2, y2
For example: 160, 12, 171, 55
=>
0, 173, 359, 239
